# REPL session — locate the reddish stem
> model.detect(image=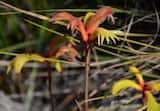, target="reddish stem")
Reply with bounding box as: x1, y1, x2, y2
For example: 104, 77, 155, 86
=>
46, 62, 55, 111
84, 42, 91, 111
